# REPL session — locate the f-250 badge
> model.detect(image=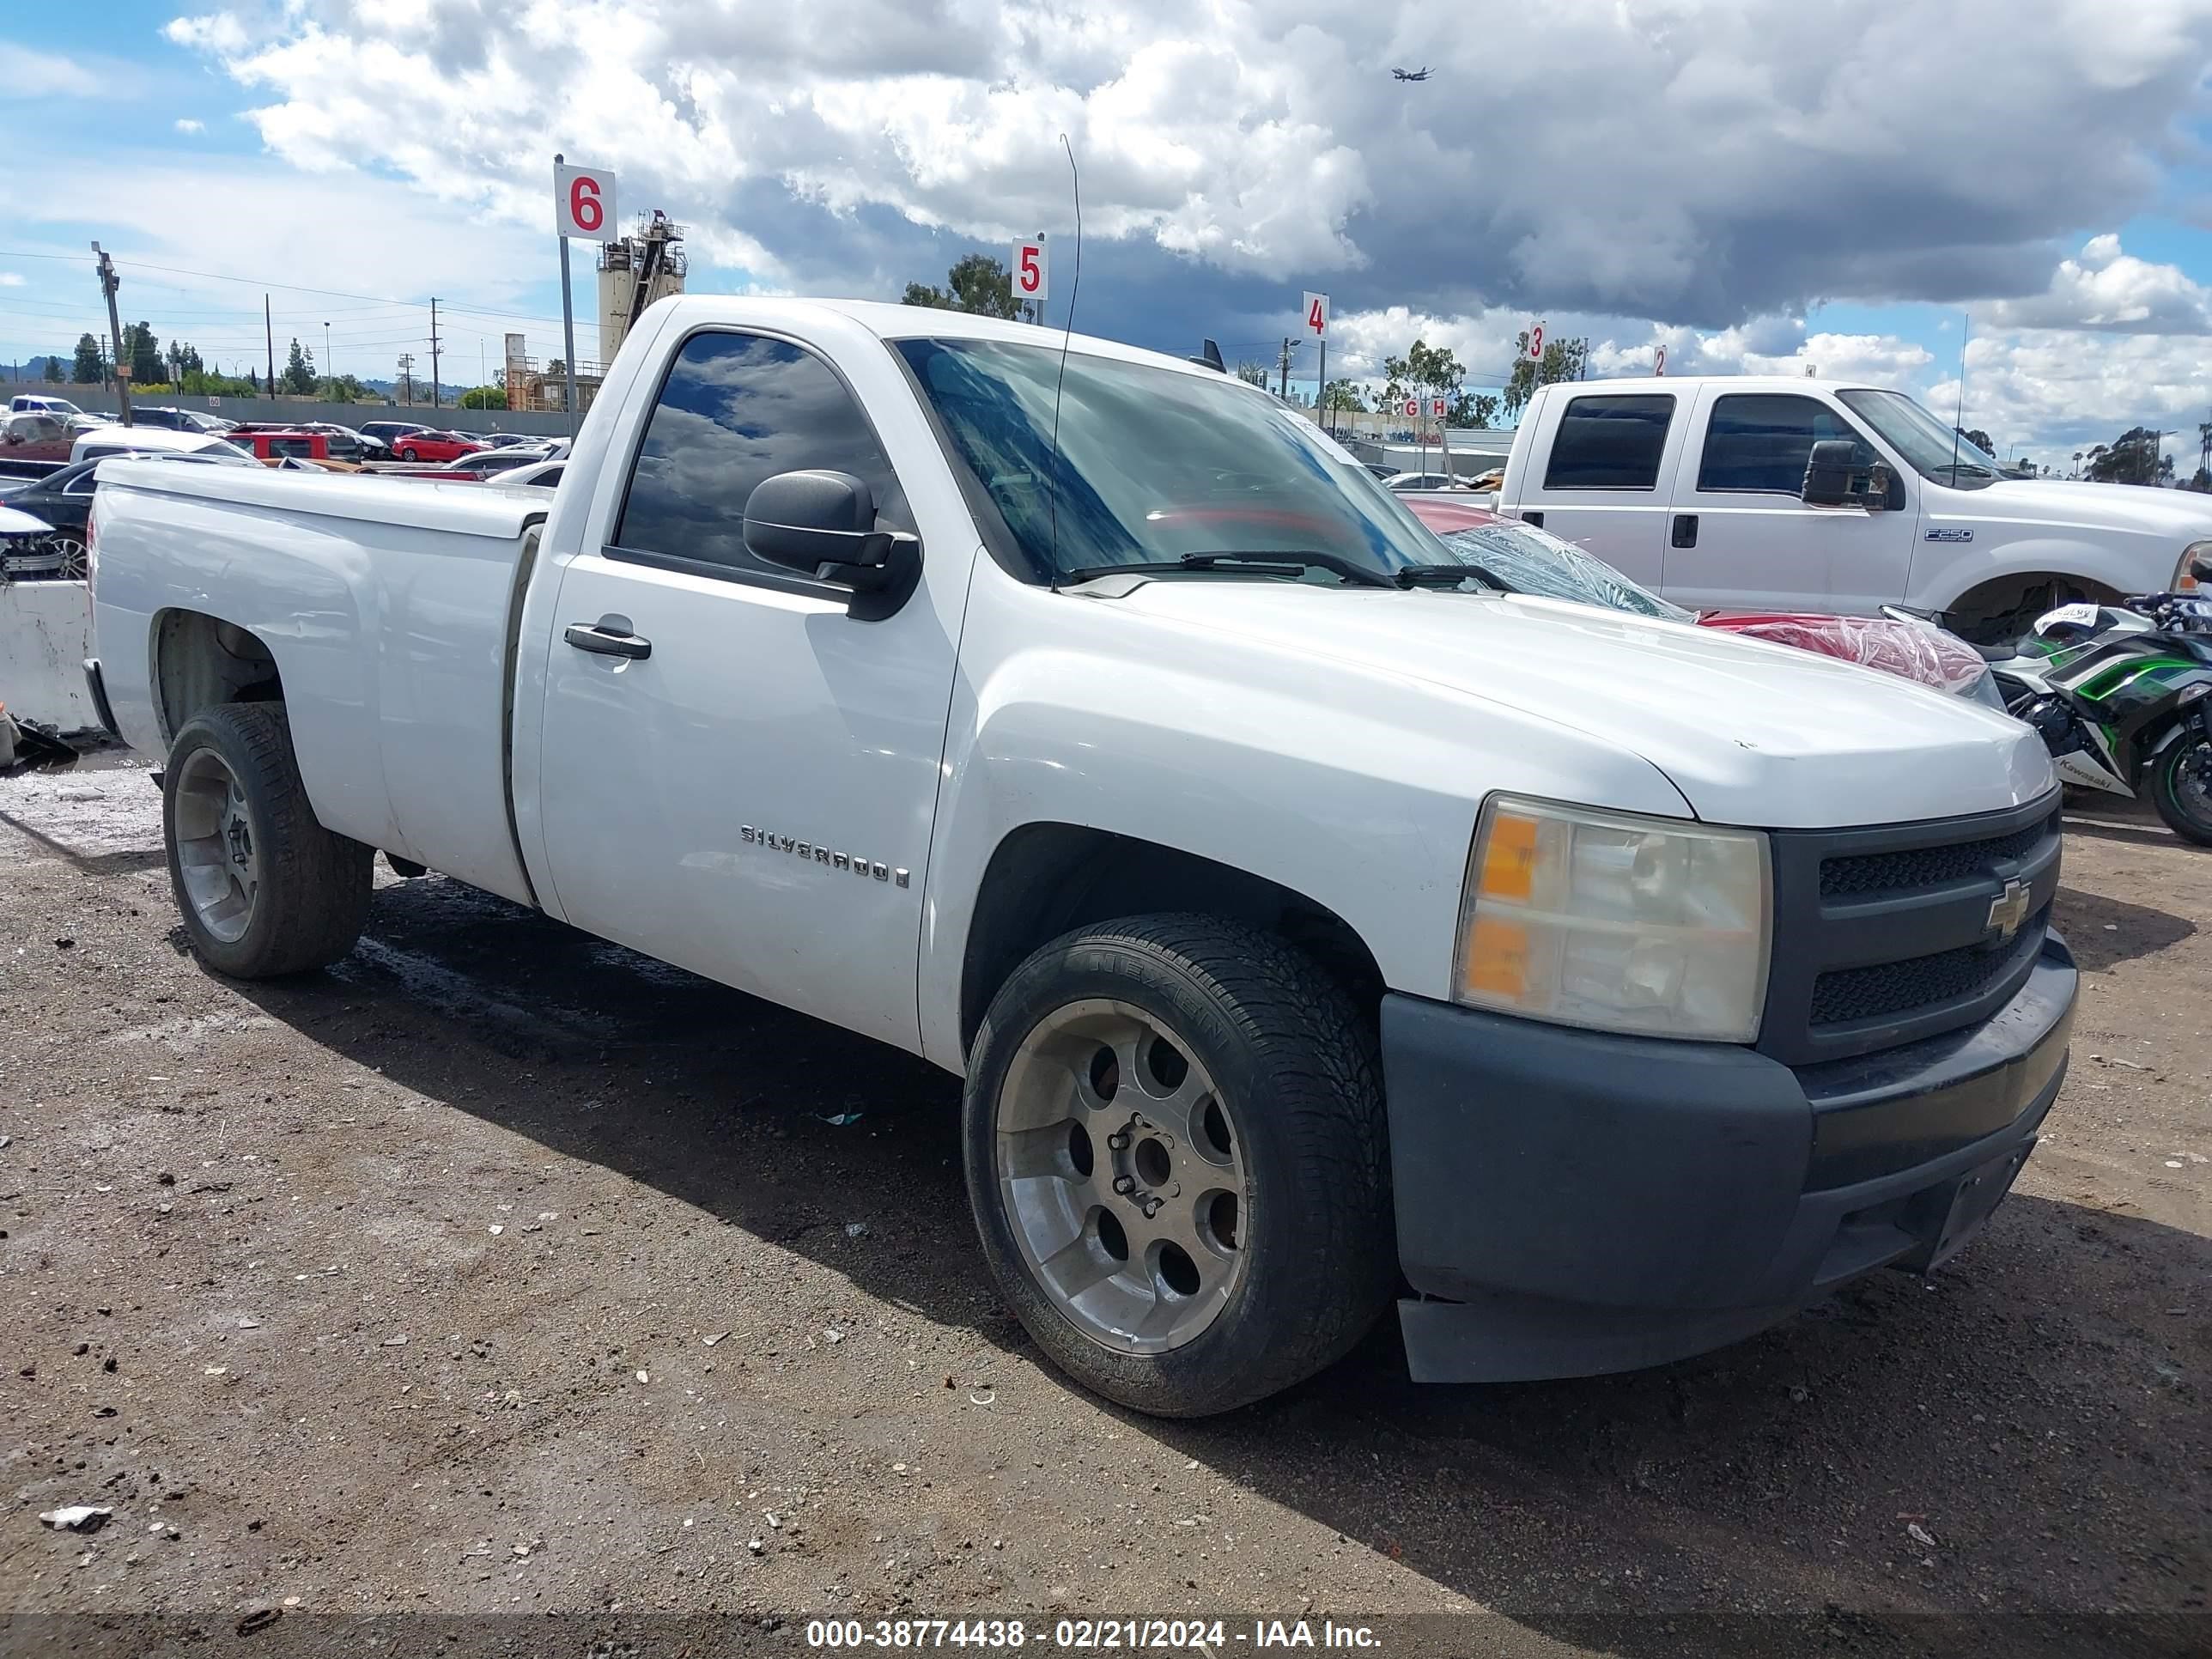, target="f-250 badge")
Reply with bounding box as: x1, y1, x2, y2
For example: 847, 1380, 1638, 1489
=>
740, 826, 909, 887
1924, 527, 1974, 542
